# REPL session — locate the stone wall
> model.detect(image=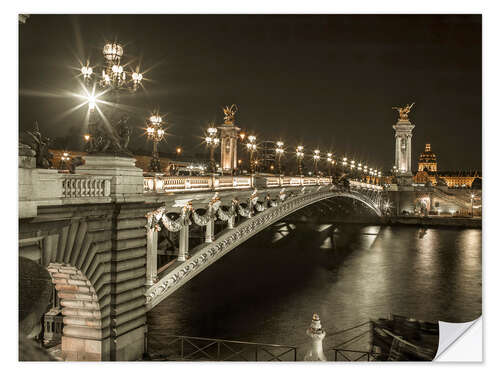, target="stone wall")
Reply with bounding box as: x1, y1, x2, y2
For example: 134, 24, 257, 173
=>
19, 201, 158, 361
